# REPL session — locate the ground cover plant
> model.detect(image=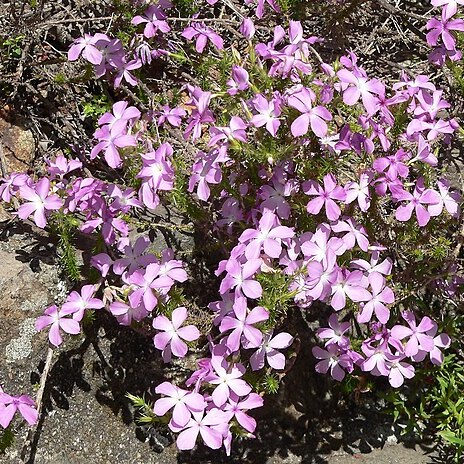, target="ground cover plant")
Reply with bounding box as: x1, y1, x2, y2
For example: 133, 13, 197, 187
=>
0, 0, 463, 461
